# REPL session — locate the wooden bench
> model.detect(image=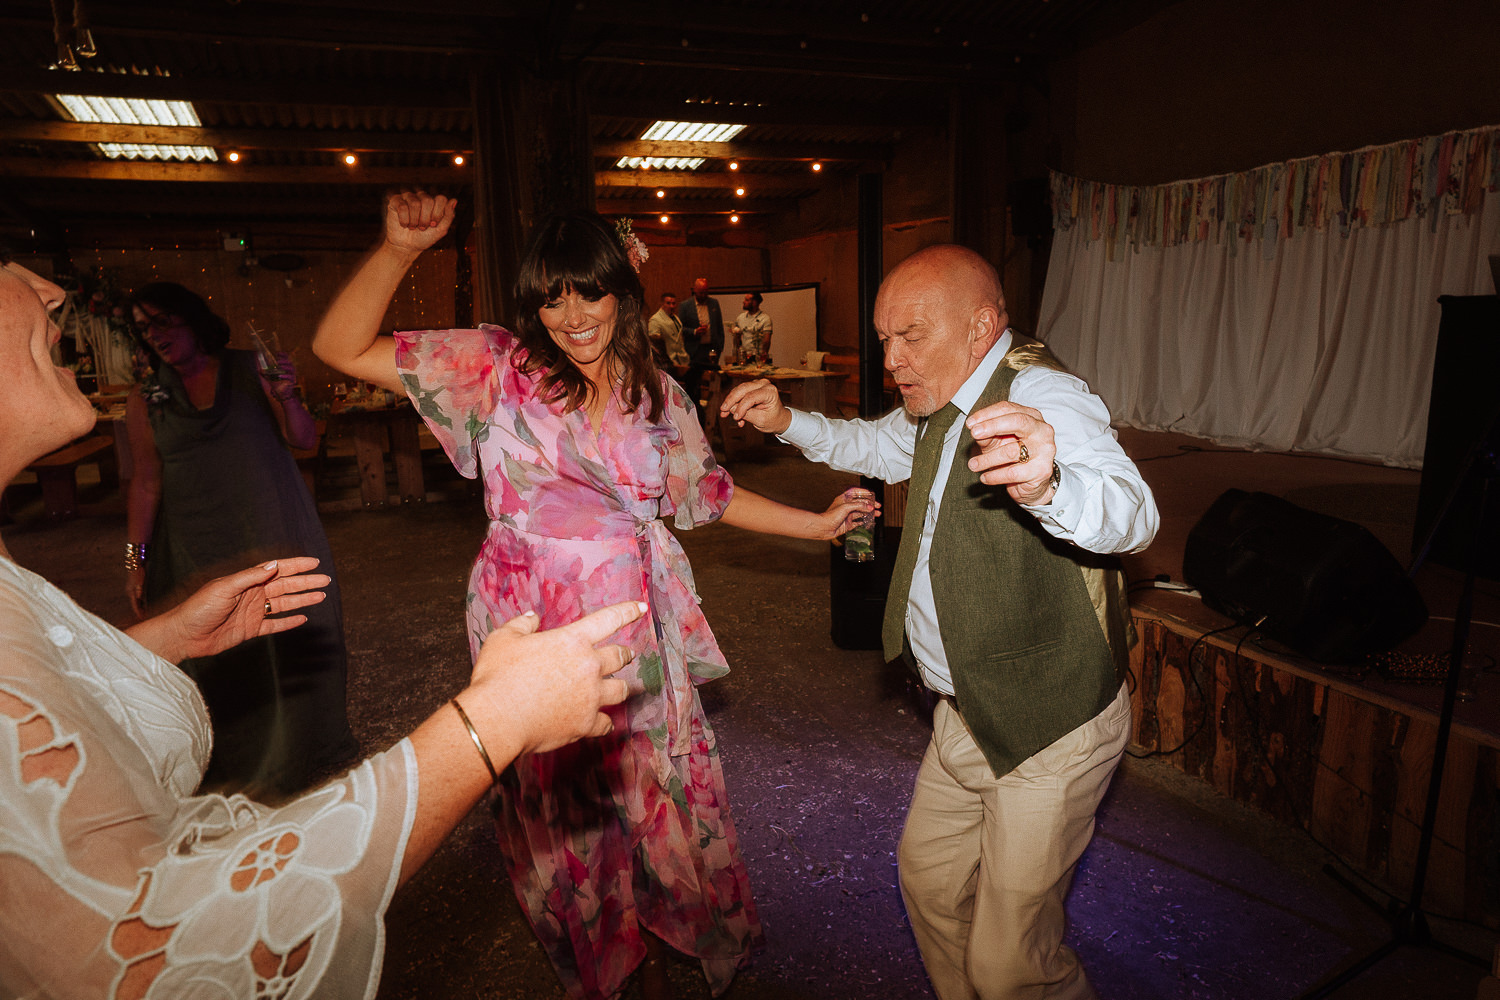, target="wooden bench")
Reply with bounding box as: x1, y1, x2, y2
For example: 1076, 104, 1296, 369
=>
824, 353, 898, 417
26, 435, 116, 519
